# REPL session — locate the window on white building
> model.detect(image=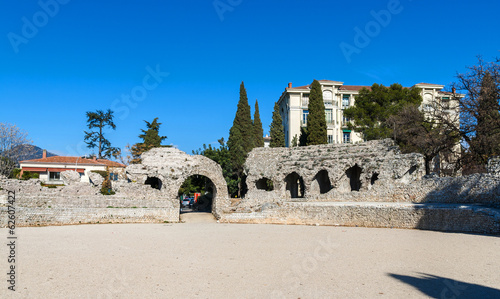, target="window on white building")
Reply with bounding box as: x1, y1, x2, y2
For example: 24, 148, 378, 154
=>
342, 95, 350, 108
423, 103, 434, 111
328, 135, 333, 144
302, 110, 309, 126
442, 97, 450, 109
342, 116, 350, 126
302, 94, 309, 106
343, 132, 351, 143
49, 172, 61, 181
323, 90, 332, 103
325, 109, 333, 124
